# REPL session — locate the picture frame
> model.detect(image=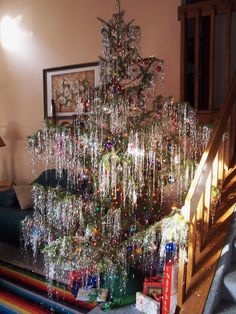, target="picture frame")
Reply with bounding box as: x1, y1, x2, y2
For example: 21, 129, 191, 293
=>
43, 62, 100, 119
